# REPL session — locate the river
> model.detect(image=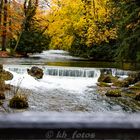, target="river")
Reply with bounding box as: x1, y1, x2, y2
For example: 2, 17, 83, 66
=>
1, 50, 140, 113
